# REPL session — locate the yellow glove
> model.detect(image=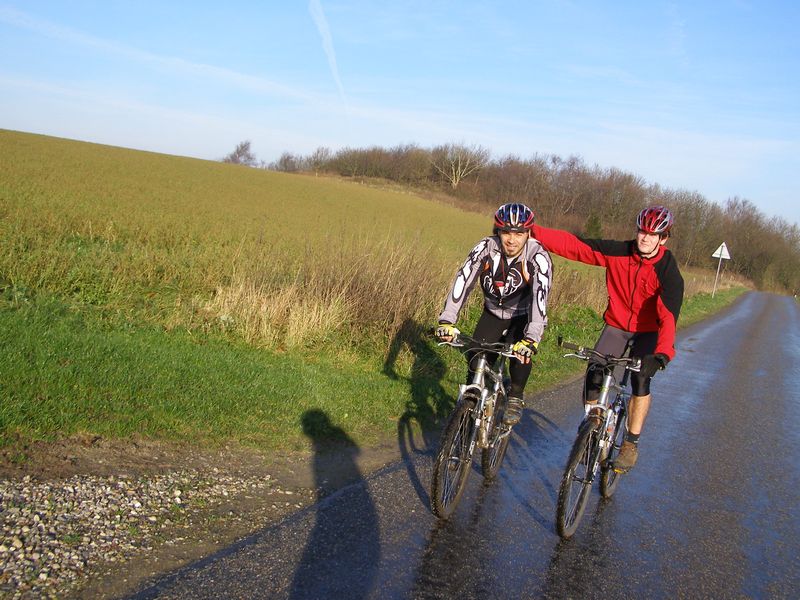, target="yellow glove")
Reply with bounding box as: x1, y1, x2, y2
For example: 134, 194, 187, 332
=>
435, 323, 460, 340
512, 338, 538, 361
